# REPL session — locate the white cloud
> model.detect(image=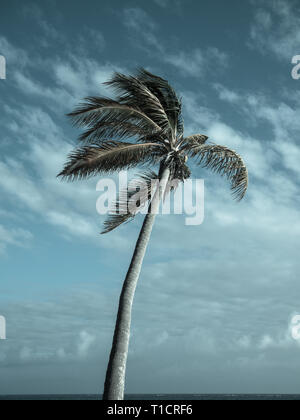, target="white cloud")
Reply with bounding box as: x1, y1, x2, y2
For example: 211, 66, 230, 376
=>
213, 83, 240, 103
257, 319, 300, 350
47, 211, 96, 239
13, 56, 125, 114
123, 8, 163, 53
164, 47, 228, 78
122, 8, 228, 77
181, 95, 272, 182
0, 98, 134, 250
77, 331, 96, 358
0, 36, 30, 68
249, 0, 300, 60
52, 55, 124, 100
124, 8, 156, 32
180, 90, 220, 134
213, 83, 300, 181
13, 71, 75, 113
0, 225, 33, 254
0, 104, 98, 241
275, 141, 300, 176
164, 49, 206, 77
0, 36, 122, 241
